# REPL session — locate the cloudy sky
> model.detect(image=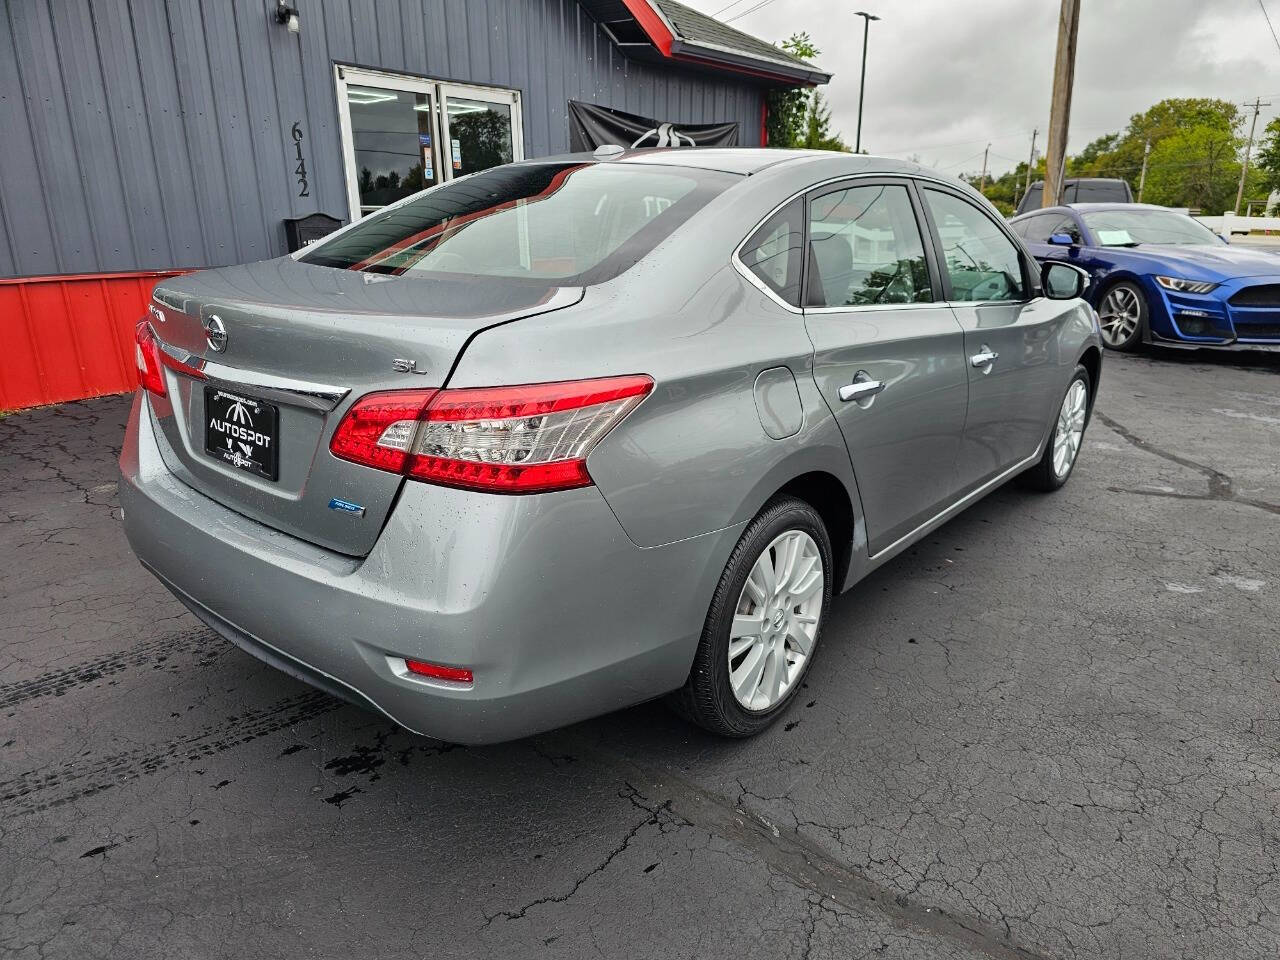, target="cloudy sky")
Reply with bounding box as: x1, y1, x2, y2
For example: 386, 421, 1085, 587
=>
680, 0, 1280, 178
